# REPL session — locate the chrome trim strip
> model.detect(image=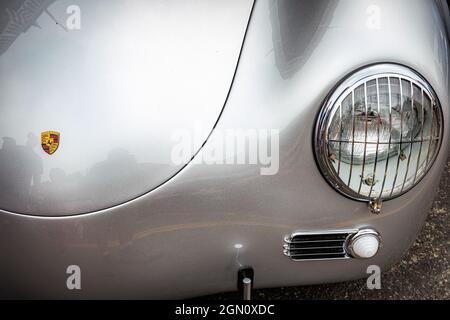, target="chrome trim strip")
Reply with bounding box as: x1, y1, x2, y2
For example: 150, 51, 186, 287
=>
378, 77, 393, 198
425, 101, 434, 166
358, 82, 369, 194
390, 80, 404, 198
413, 89, 425, 183
368, 78, 381, 198
348, 91, 356, 187
401, 81, 415, 193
